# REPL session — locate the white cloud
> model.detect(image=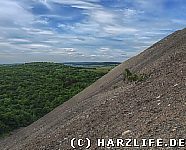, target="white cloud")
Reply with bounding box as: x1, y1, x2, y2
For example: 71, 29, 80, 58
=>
35, 0, 102, 12
99, 48, 110, 52
22, 27, 54, 35
103, 25, 138, 35
8, 38, 31, 43
90, 54, 97, 57
43, 40, 60, 44
45, 48, 78, 56
21, 43, 52, 49
62, 48, 76, 52
0, 1, 34, 26
88, 10, 116, 24
123, 9, 139, 17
